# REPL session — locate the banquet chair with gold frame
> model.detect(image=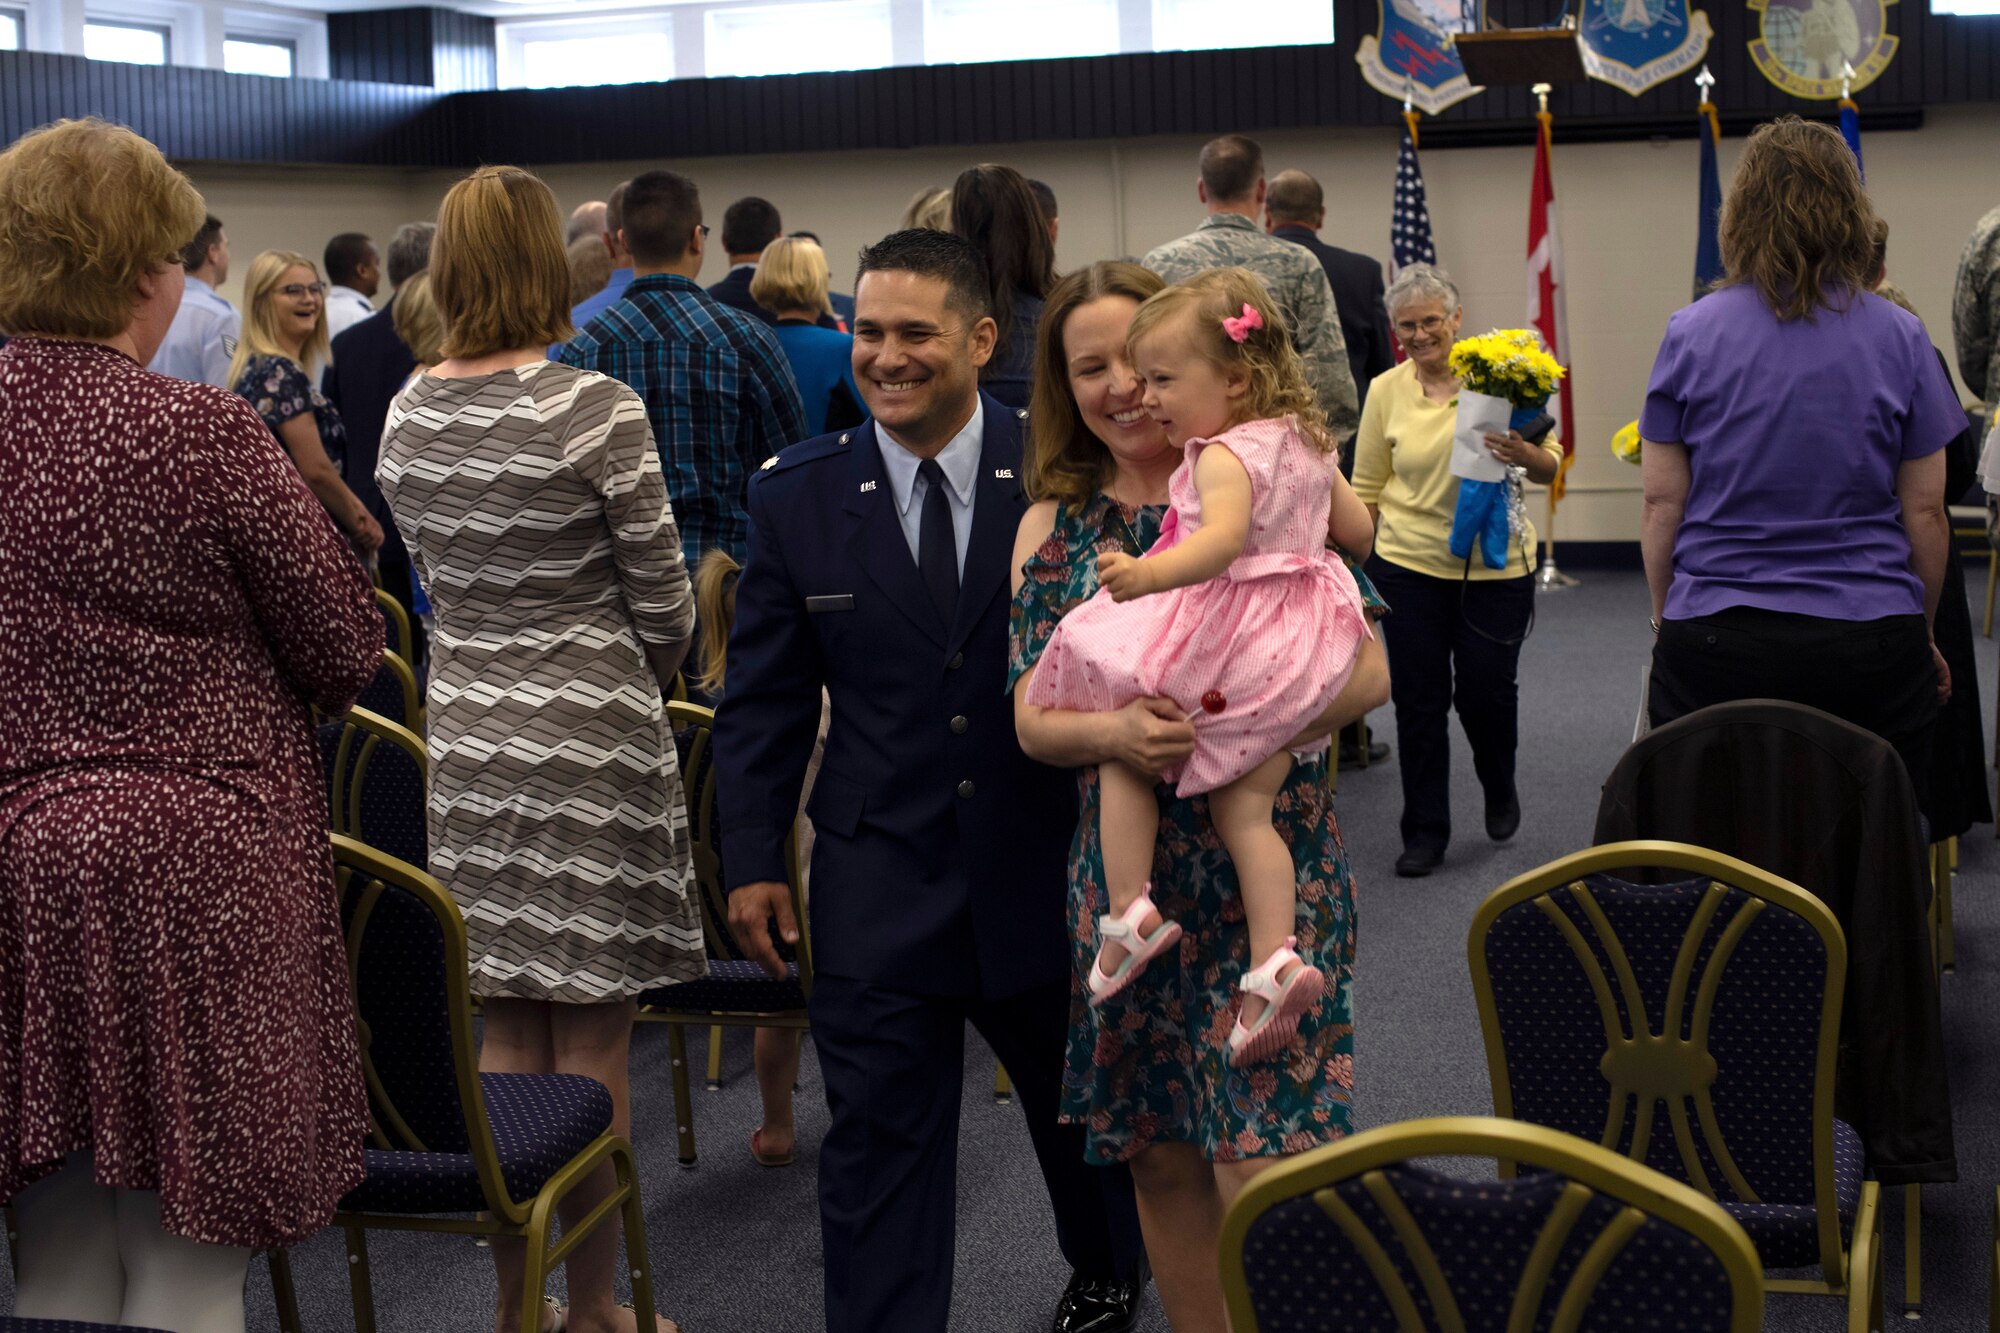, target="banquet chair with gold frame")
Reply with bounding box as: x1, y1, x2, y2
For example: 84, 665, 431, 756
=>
329, 706, 426, 869
353, 647, 421, 734
0, 1312, 174, 1320
373, 588, 412, 665
1218, 1115, 1769, 1333
328, 834, 658, 1333
1469, 841, 1882, 1332
1990, 1187, 2000, 1332
635, 702, 810, 1167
